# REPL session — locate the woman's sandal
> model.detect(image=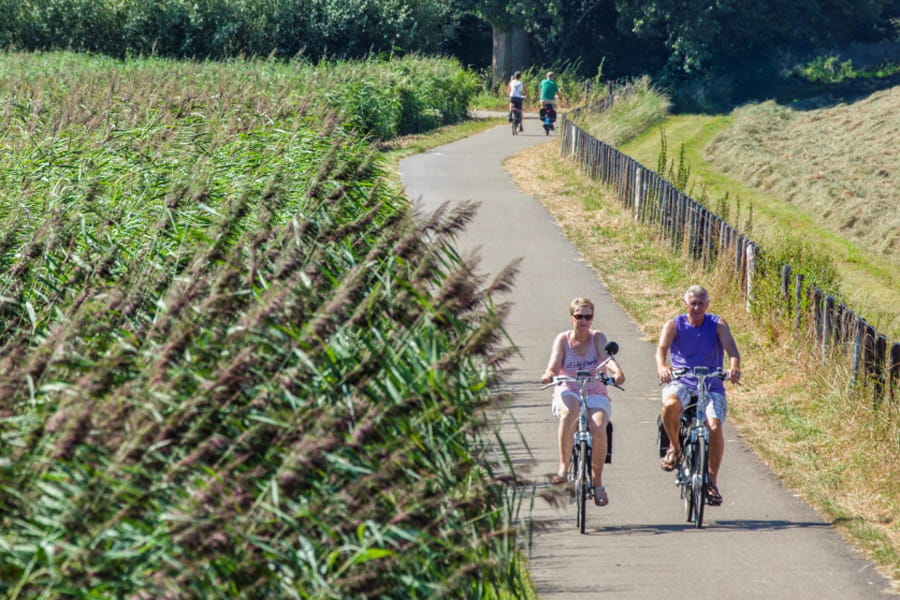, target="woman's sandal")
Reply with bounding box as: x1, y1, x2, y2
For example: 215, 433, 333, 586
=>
707, 484, 723, 506
550, 469, 567, 485
594, 486, 608, 506
660, 447, 680, 471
